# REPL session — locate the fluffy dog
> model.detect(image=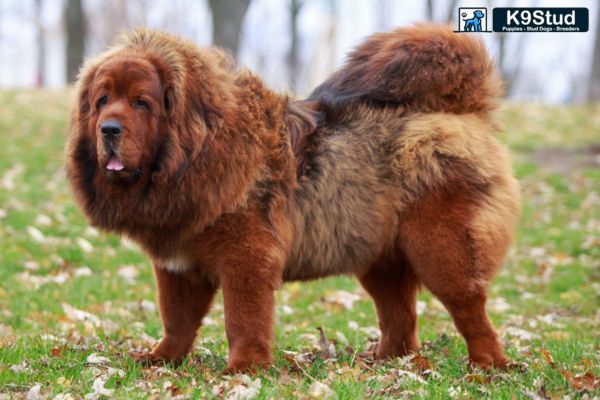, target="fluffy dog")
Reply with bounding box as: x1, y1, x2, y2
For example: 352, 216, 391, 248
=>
66, 24, 520, 372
